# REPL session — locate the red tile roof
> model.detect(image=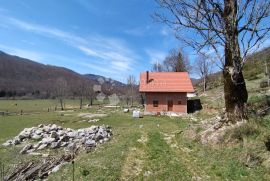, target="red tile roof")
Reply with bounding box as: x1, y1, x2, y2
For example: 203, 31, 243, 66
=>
139, 72, 194, 93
